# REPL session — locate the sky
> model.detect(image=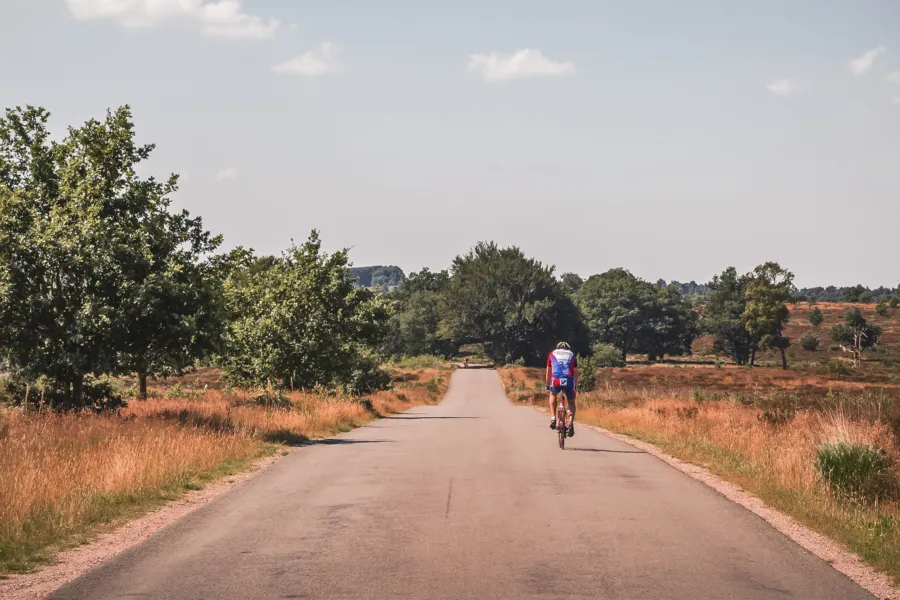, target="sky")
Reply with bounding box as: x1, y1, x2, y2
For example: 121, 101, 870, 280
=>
1, 0, 899, 288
